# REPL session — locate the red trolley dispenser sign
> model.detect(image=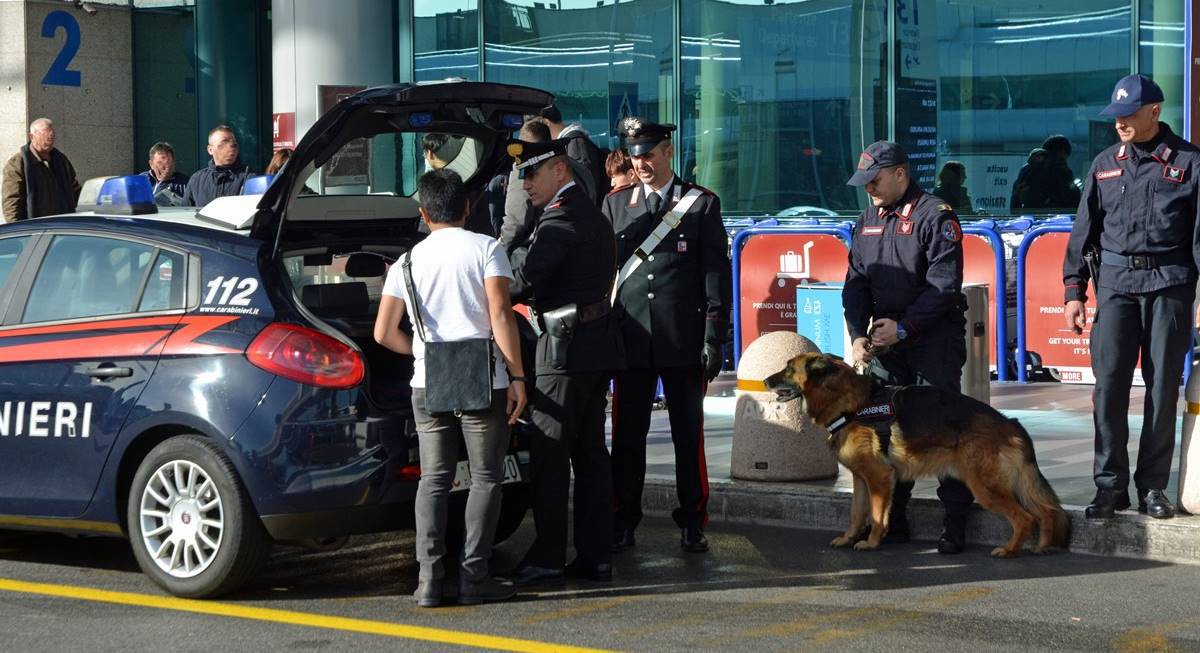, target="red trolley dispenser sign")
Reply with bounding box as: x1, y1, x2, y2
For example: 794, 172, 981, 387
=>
732, 227, 852, 360
961, 225, 1006, 377
1017, 229, 1103, 384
